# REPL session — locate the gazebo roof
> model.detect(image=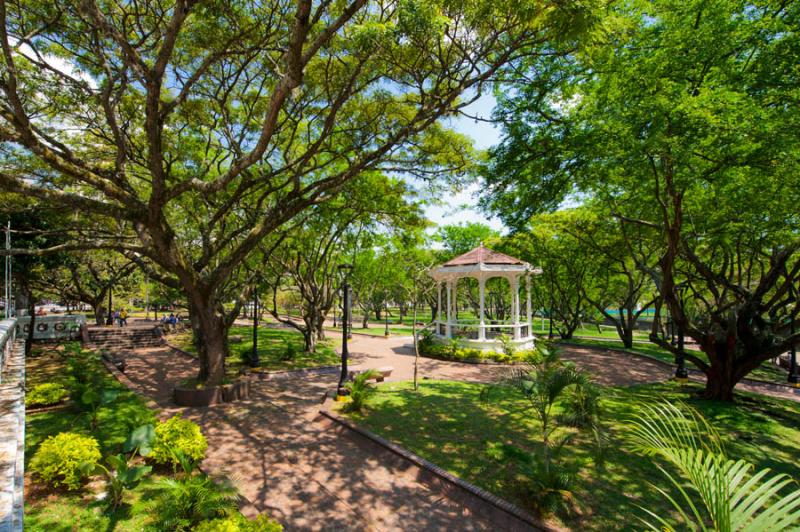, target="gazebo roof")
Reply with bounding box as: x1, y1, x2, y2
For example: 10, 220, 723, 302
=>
443, 245, 524, 266
429, 244, 540, 280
